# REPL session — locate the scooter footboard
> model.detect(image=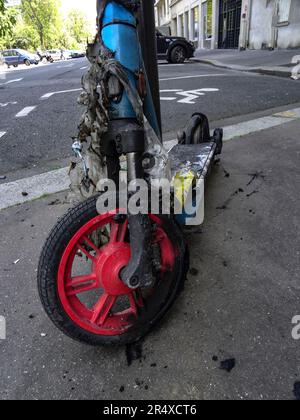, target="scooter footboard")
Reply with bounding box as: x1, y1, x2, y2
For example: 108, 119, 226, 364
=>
169, 140, 220, 226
